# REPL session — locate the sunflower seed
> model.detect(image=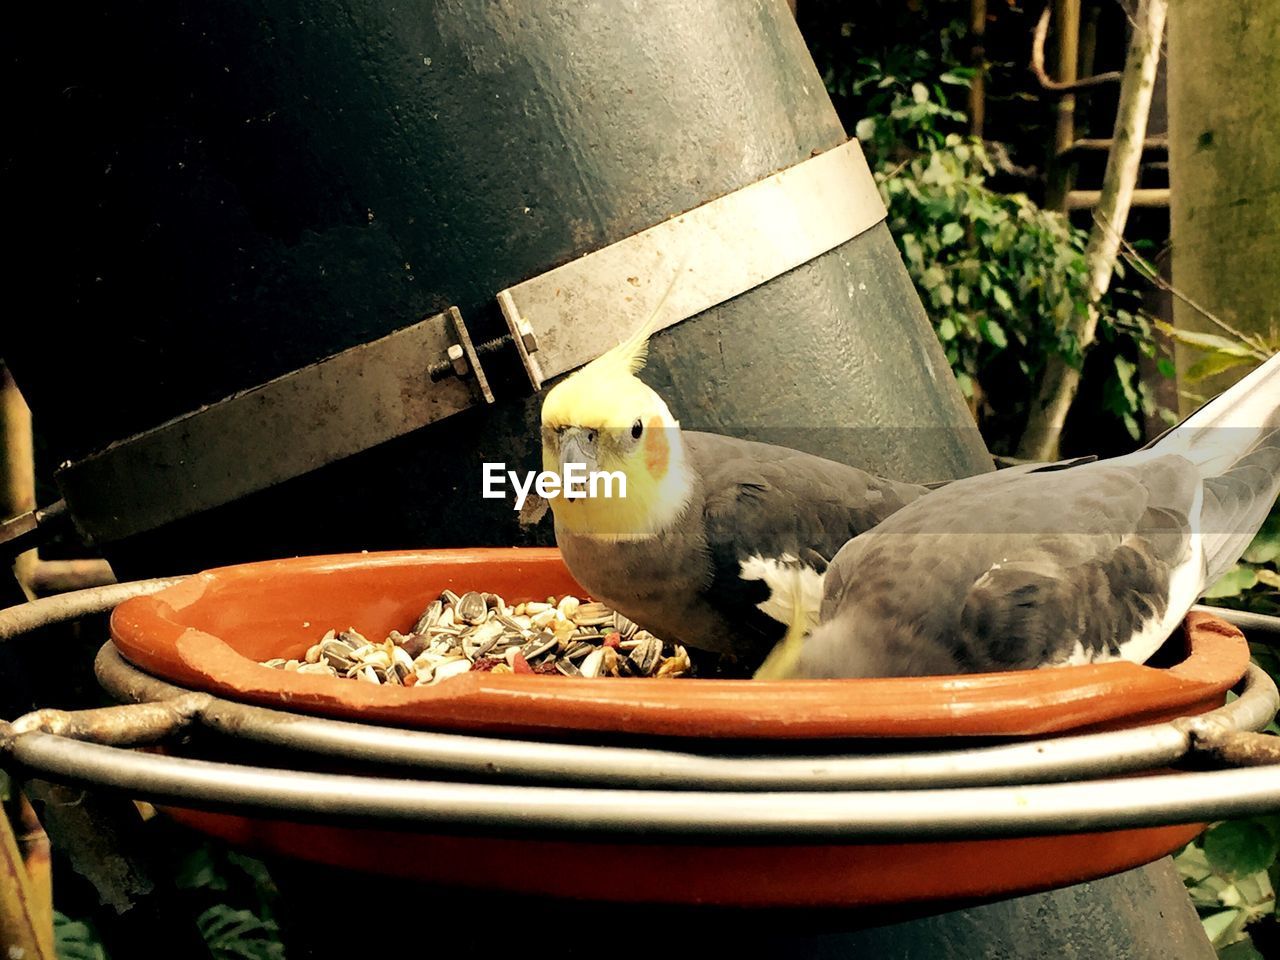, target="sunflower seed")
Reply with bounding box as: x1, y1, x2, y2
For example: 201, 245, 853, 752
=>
456, 591, 488, 625
267, 587, 692, 685
412, 601, 443, 634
